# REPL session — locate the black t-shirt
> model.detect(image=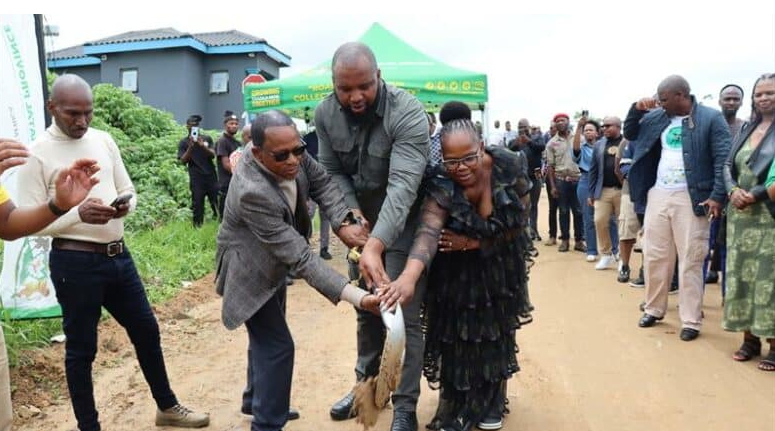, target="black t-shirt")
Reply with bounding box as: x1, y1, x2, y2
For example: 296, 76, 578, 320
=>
216, 133, 241, 189
602, 137, 622, 188
178, 134, 217, 179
